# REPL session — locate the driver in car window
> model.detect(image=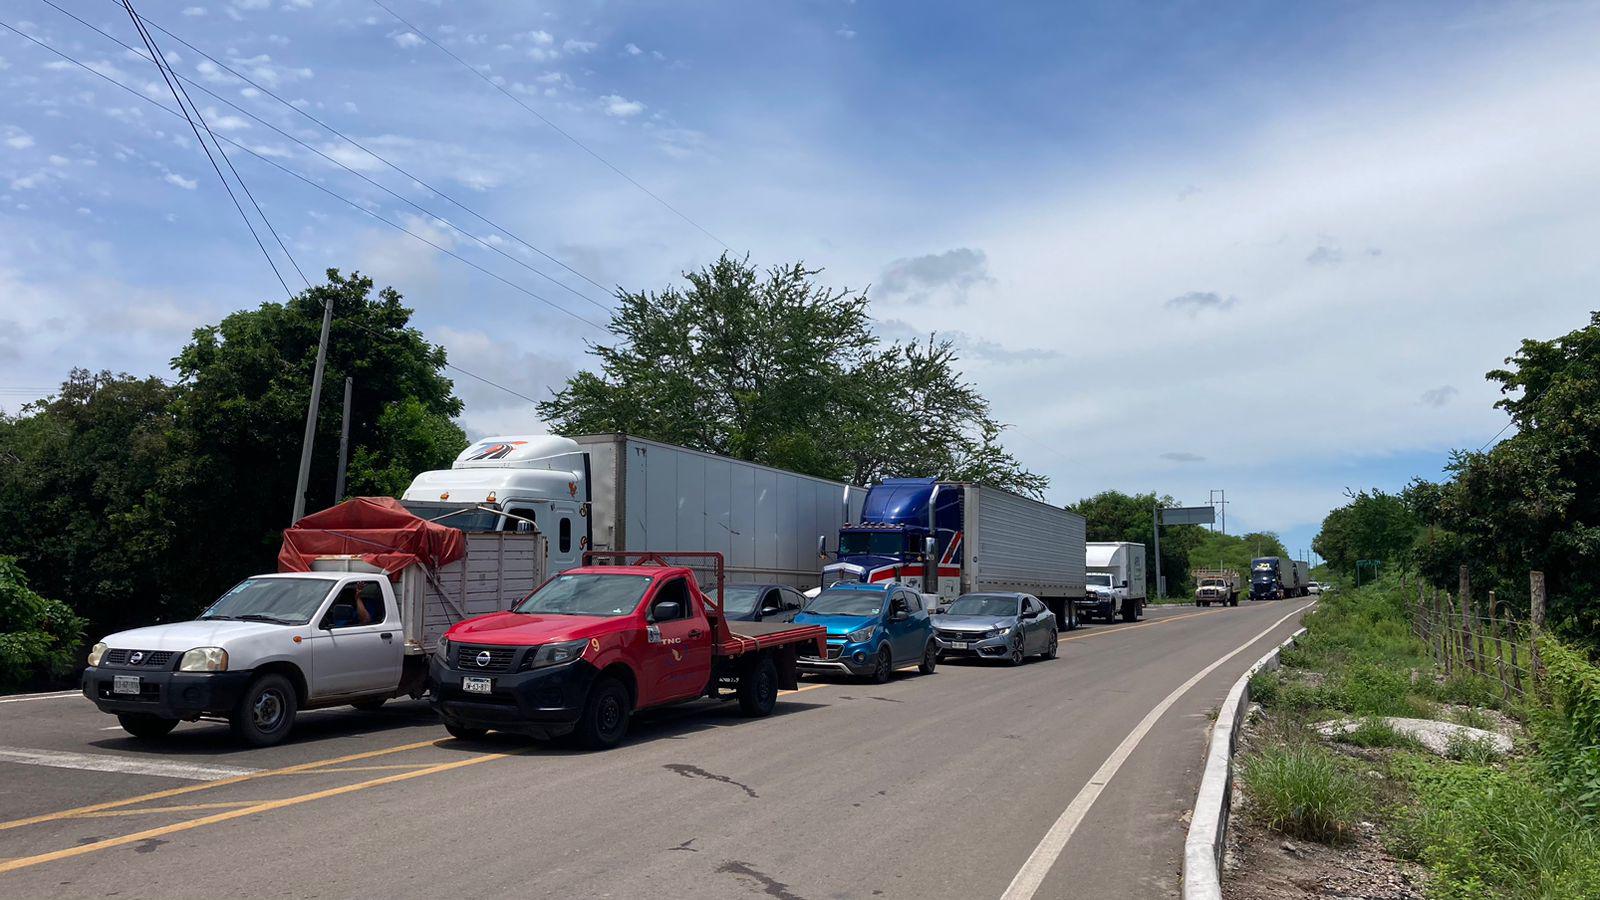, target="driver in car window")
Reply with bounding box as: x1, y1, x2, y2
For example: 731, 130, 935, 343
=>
331, 584, 373, 627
